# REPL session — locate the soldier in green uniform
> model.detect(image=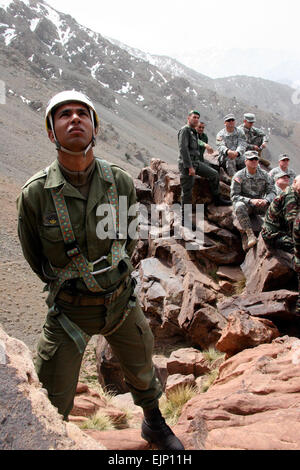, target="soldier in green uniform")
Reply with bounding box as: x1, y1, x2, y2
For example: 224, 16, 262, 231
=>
17, 90, 184, 450
178, 111, 231, 226
231, 151, 276, 251
293, 210, 300, 313
262, 175, 300, 253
